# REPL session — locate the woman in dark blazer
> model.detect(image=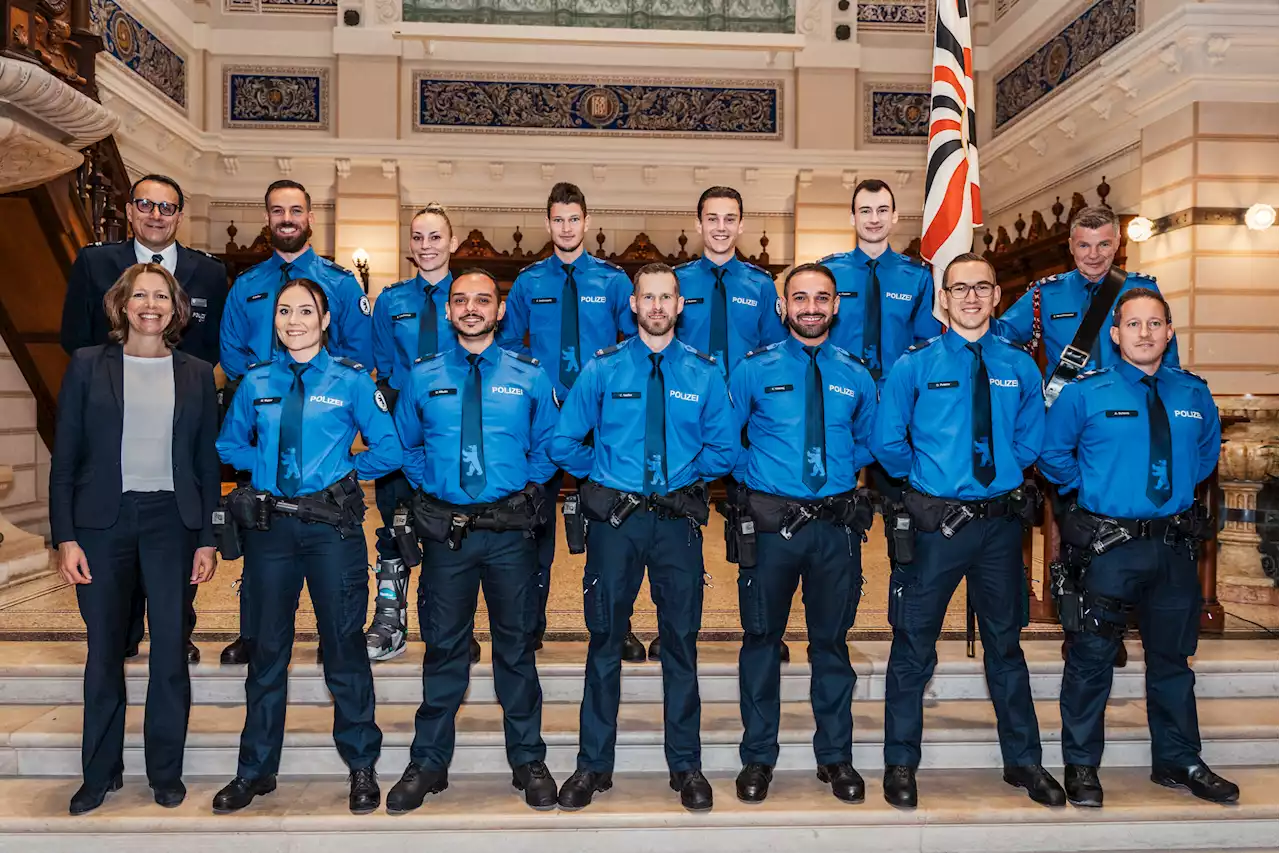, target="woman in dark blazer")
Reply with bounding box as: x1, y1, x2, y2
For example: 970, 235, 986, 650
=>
49, 262, 221, 815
